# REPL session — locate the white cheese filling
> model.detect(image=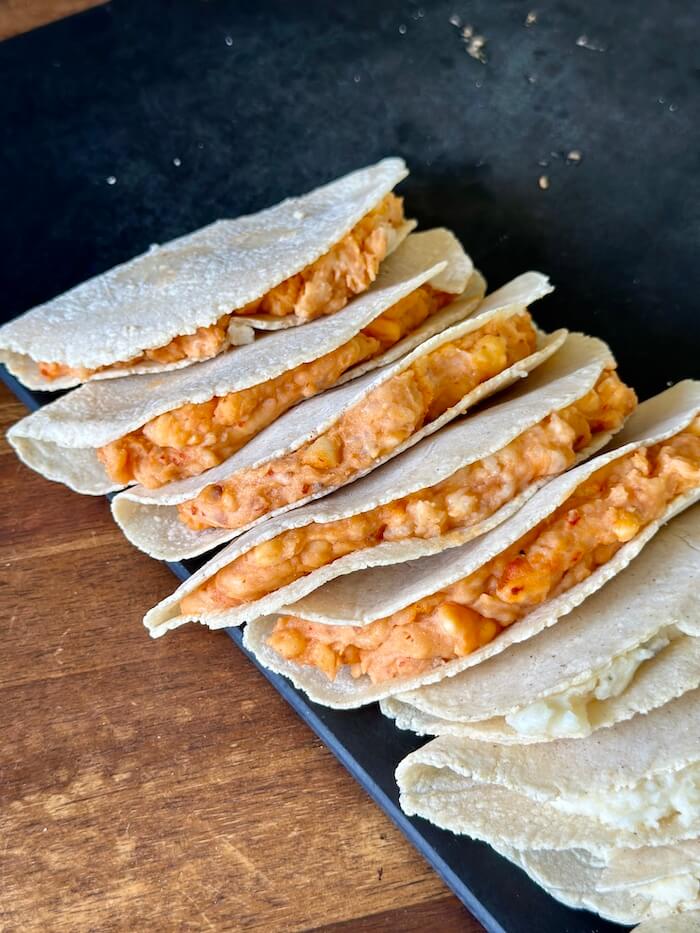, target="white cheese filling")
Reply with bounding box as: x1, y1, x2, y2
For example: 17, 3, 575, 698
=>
505, 633, 671, 738
550, 762, 700, 831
